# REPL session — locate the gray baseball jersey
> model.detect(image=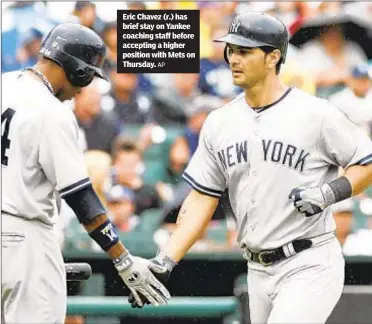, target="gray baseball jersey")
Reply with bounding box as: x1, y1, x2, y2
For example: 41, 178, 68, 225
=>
183, 87, 372, 251
1, 71, 90, 226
